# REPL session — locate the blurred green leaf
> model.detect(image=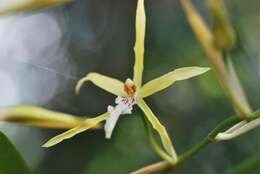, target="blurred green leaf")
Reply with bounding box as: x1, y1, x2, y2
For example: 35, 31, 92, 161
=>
0, 131, 31, 174
226, 152, 260, 174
